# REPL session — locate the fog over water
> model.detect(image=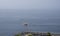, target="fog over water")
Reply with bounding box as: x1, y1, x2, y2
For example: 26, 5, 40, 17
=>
0, 9, 60, 30
0, 0, 60, 36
